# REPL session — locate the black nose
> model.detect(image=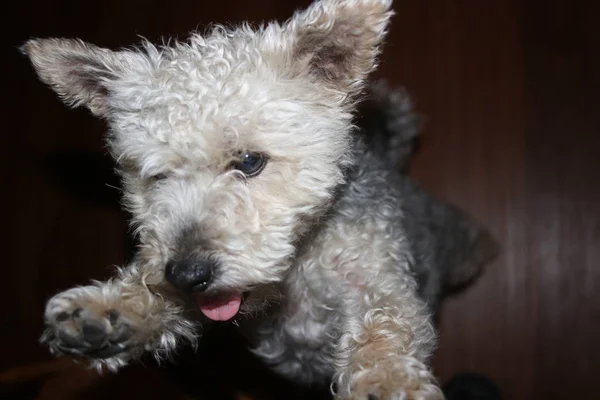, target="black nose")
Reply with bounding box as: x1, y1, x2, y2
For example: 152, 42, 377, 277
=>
165, 258, 215, 292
